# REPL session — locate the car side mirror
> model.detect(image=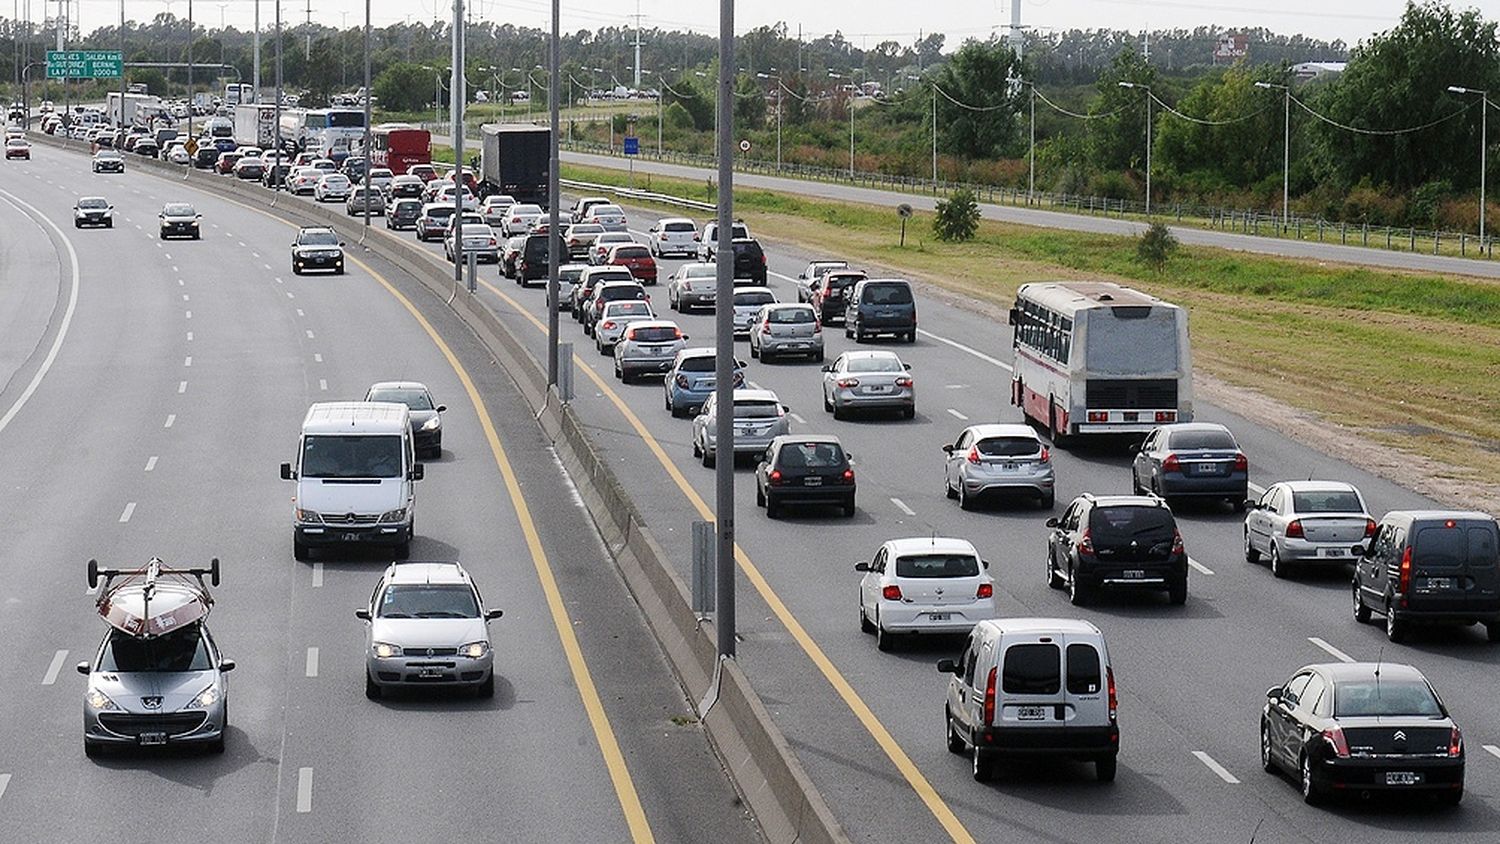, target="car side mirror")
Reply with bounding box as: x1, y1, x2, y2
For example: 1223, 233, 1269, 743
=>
982, 559, 991, 569
339, 241, 346, 247
436, 405, 447, 413
936, 659, 960, 675
1044, 517, 1060, 528
484, 608, 504, 620
355, 608, 371, 620
218, 659, 236, 672
76, 661, 91, 675
736, 360, 747, 368
1127, 444, 1140, 454
1351, 544, 1369, 557
854, 562, 871, 572
1244, 499, 1259, 511
821, 364, 832, 372
904, 363, 913, 370
681, 335, 689, 340
1265, 686, 1282, 702
280, 462, 294, 480
195, 214, 203, 220
941, 444, 954, 454
781, 404, 791, 413
411, 463, 425, 481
